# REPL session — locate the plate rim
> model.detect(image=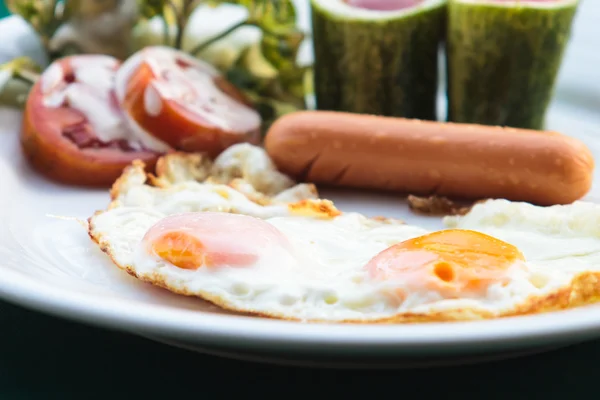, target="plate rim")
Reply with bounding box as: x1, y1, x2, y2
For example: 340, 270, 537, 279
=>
2, 260, 600, 353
